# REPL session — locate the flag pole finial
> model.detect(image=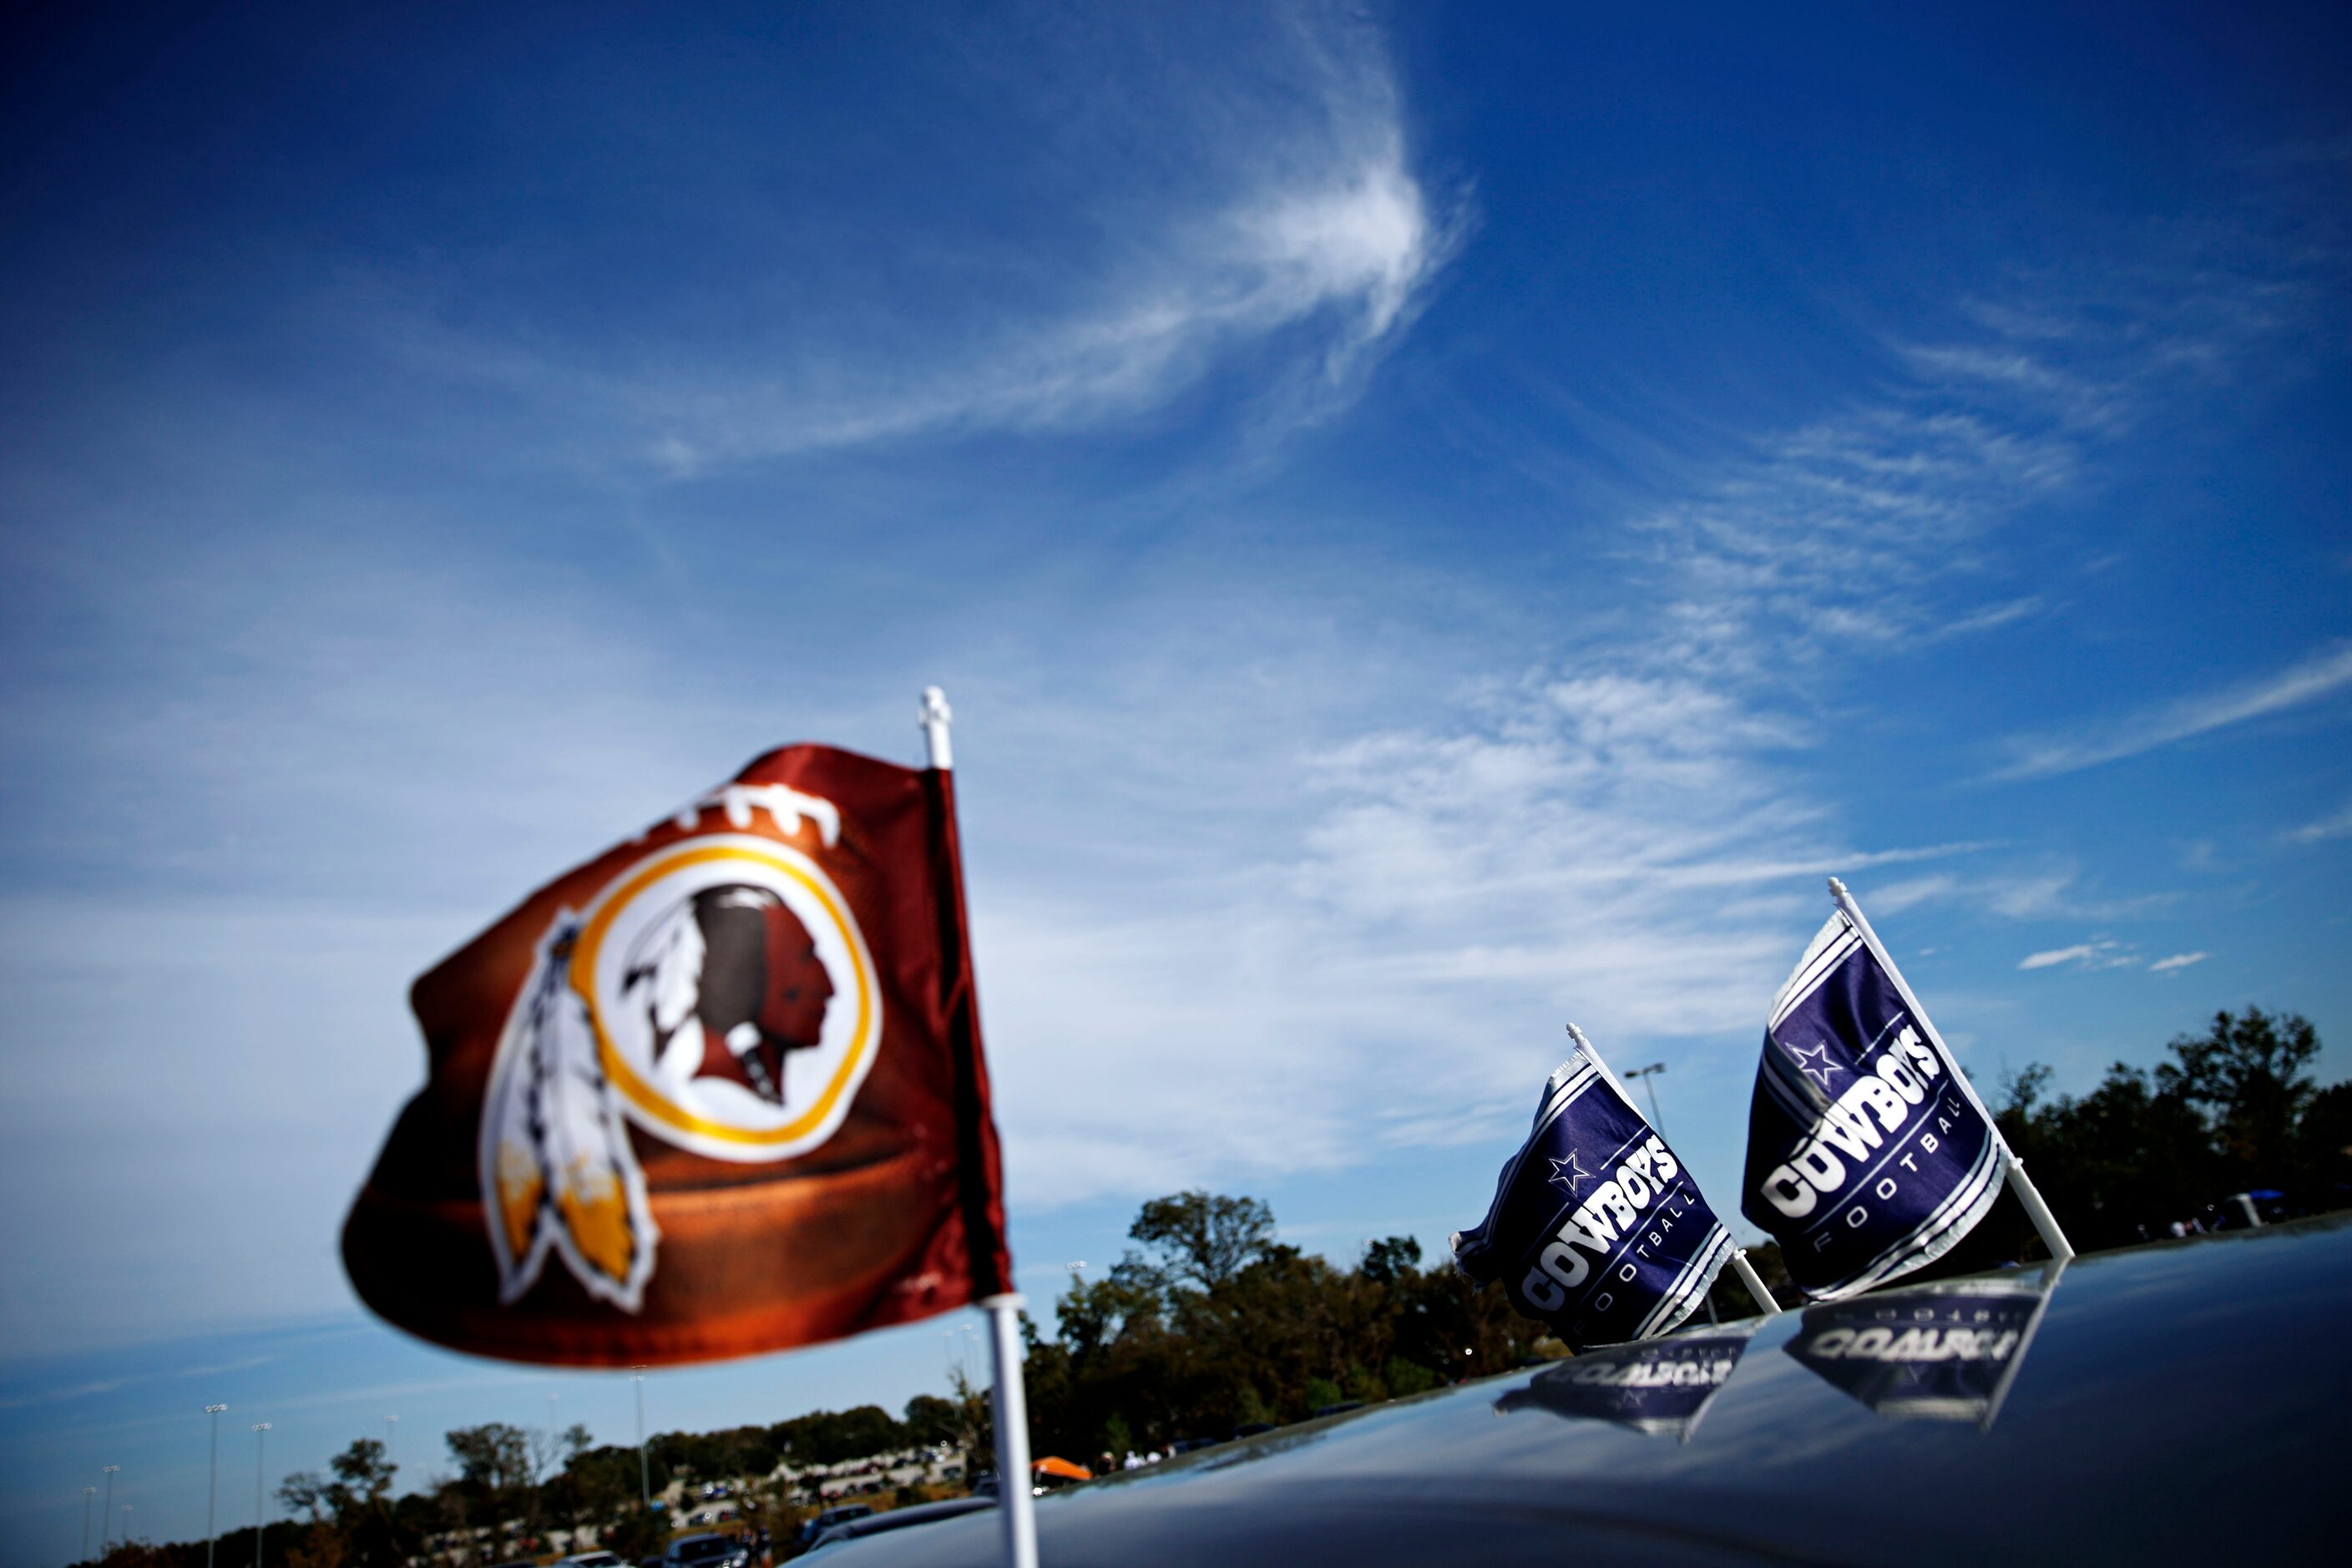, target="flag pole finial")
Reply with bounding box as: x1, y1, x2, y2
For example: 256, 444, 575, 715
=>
1564, 1021, 1591, 1050
1827, 876, 1849, 899
918, 686, 953, 771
